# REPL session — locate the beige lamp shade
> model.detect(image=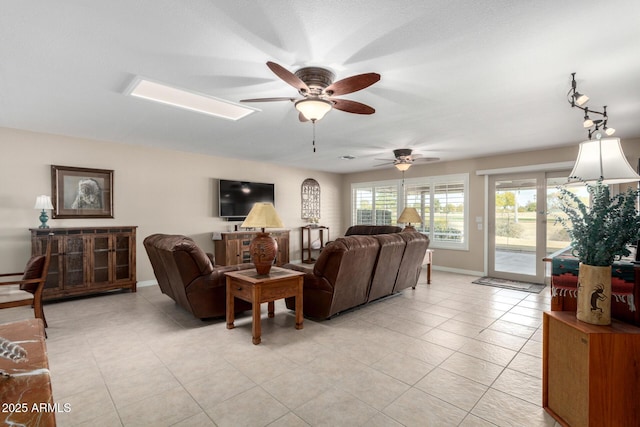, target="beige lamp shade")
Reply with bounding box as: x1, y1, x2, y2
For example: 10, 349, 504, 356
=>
398, 207, 422, 224
241, 202, 284, 230
34, 195, 54, 210
569, 138, 640, 184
